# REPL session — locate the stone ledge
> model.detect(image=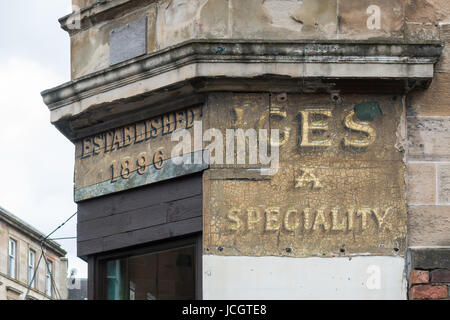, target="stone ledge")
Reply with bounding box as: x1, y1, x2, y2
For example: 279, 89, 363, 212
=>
42, 40, 443, 106
6, 285, 23, 295
59, 0, 135, 35
41, 40, 443, 140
